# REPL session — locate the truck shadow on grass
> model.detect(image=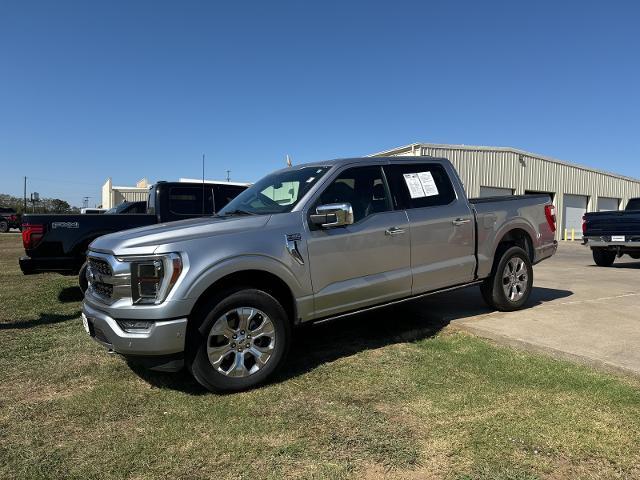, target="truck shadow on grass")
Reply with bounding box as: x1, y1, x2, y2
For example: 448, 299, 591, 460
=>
58, 286, 84, 303
277, 285, 573, 384
129, 285, 573, 394
0, 311, 81, 330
